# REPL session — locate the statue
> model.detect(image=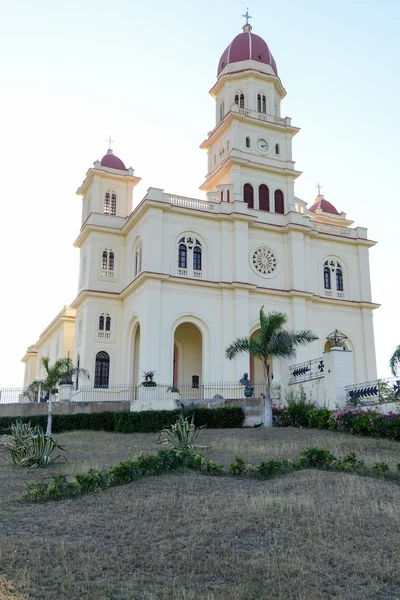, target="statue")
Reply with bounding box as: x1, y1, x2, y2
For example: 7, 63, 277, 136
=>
239, 373, 254, 398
